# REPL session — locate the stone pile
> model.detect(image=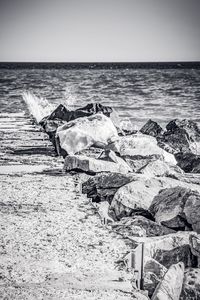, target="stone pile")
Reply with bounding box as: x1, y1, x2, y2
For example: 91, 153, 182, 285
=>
40, 103, 200, 299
